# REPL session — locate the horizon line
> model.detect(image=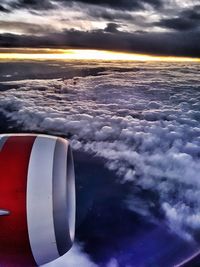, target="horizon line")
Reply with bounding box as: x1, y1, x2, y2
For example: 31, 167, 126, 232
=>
0, 48, 199, 62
